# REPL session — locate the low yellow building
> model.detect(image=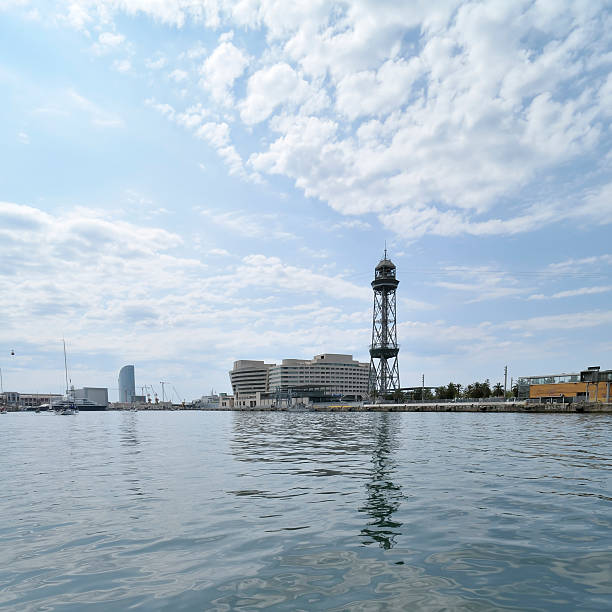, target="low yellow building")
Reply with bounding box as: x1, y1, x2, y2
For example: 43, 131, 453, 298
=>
518, 367, 612, 402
